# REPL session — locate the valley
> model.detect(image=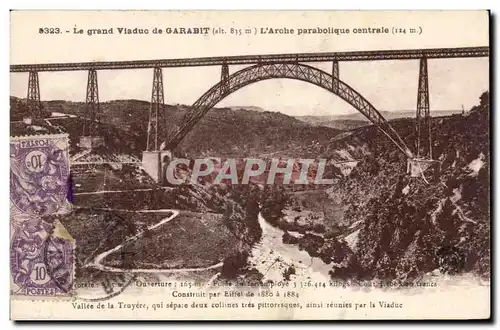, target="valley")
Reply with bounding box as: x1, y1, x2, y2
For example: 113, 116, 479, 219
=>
9, 91, 490, 288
